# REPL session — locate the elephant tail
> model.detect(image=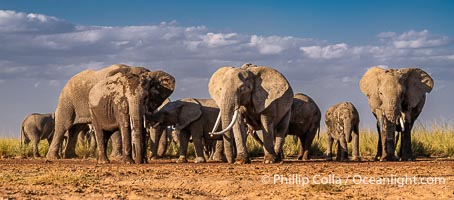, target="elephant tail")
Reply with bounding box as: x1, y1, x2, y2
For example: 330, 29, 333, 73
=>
20, 125, 24, 147
20, 123, 26, 151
